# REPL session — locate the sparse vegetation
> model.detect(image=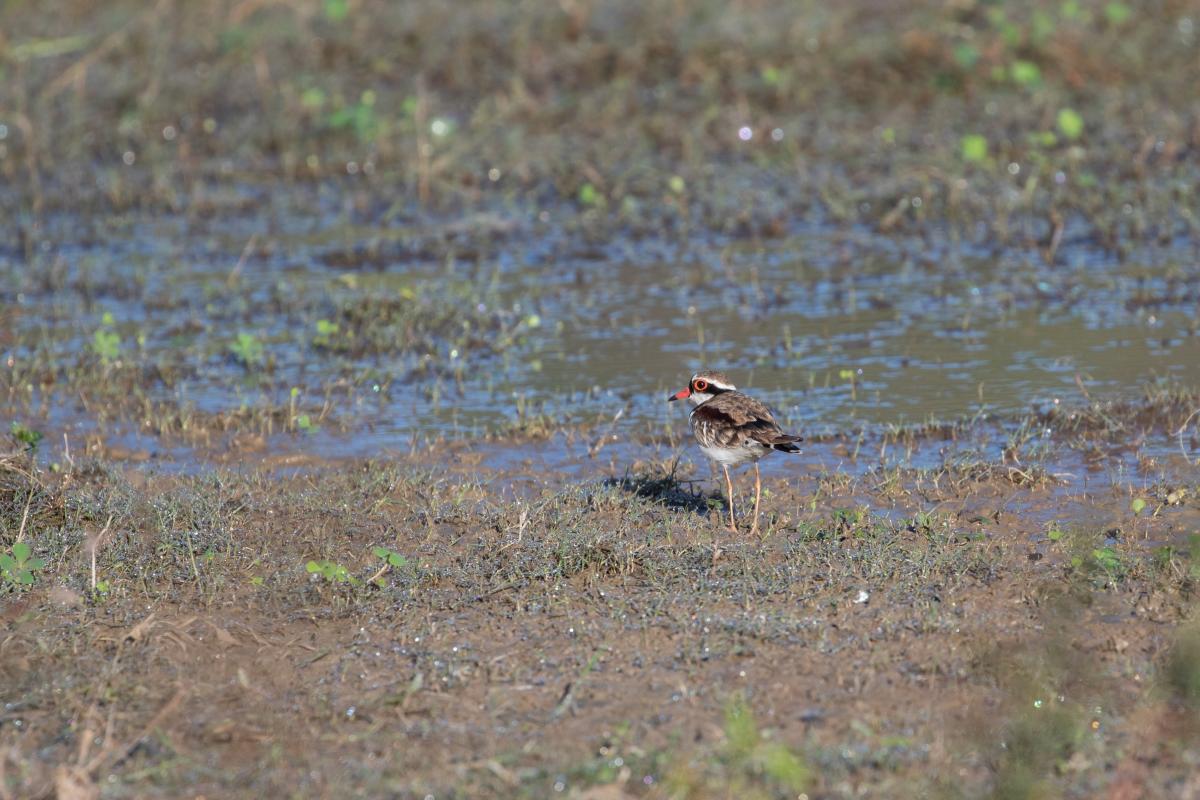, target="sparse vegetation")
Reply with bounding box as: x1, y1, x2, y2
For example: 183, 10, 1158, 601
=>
229, 332, 266, 369
305, 558, 356, 585
0, 435, 1195, 796
0, 541, 46, 588
9, 421, 42, 451
666, 696, 811, 797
